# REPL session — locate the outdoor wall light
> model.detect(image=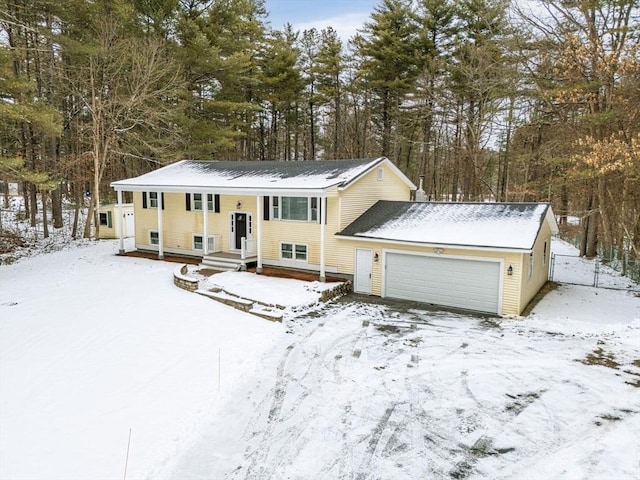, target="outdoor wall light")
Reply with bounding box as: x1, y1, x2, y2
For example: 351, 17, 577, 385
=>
374, 252, 379, 262
507, 265, 513, 276
236, 201, 242, 209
